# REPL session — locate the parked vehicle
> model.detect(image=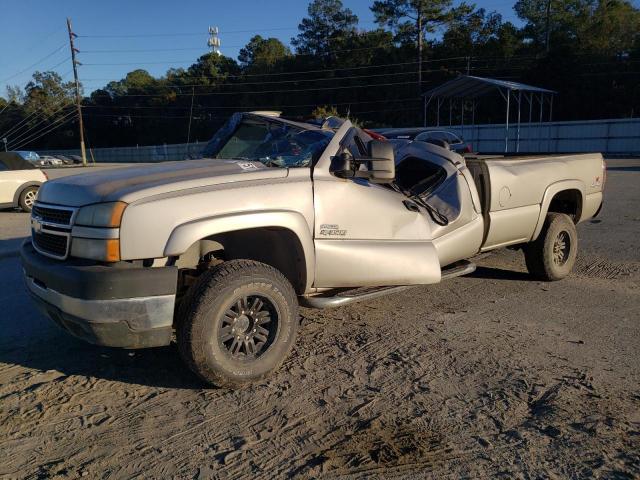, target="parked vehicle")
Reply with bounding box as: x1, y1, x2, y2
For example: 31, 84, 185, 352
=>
379, 128, 472, 154
21, 112, 605, 387
0, 152, 47, 212
14, 150, 41, 163
38, 155, 64, 166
